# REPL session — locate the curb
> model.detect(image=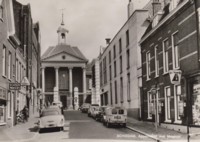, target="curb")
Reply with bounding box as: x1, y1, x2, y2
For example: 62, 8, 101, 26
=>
126, 125, 161, 142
